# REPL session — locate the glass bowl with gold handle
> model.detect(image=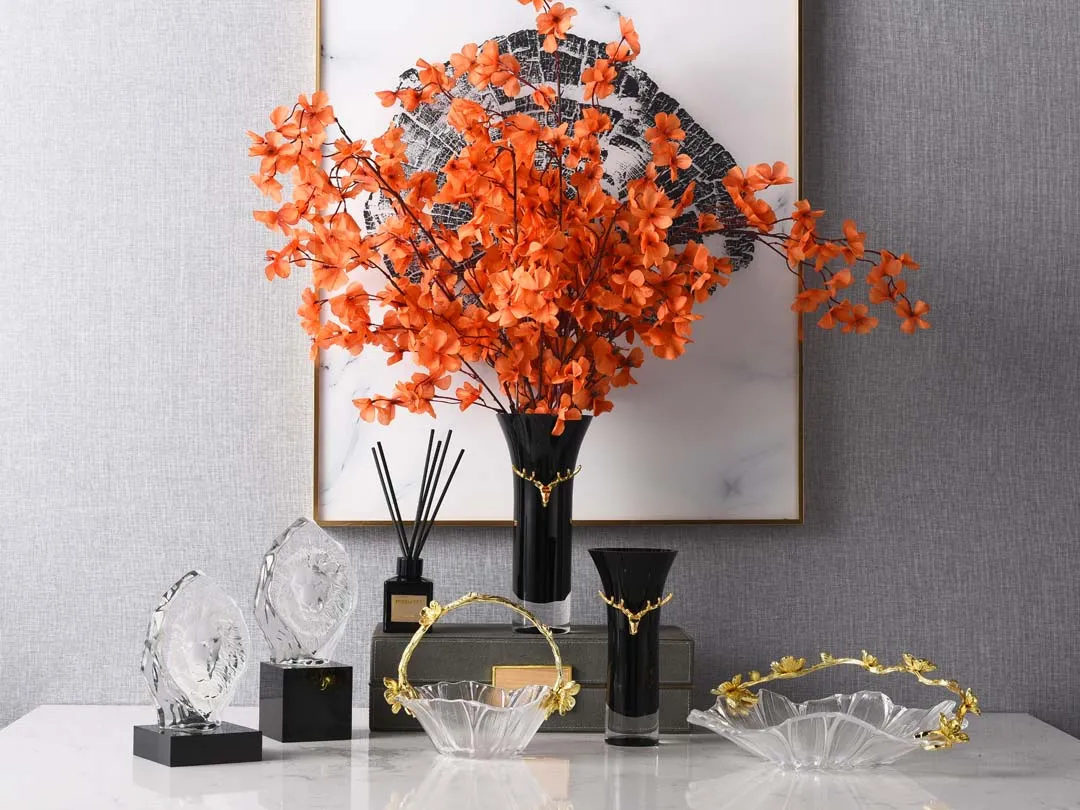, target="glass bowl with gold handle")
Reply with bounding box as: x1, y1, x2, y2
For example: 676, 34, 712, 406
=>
382, 593, 579, 758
